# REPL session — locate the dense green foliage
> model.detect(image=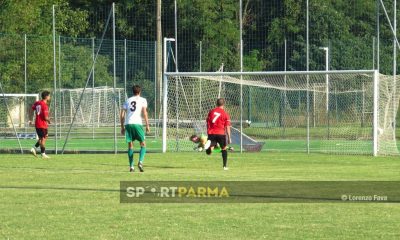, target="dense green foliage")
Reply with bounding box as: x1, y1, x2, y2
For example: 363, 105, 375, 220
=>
0, 0, 397, 126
